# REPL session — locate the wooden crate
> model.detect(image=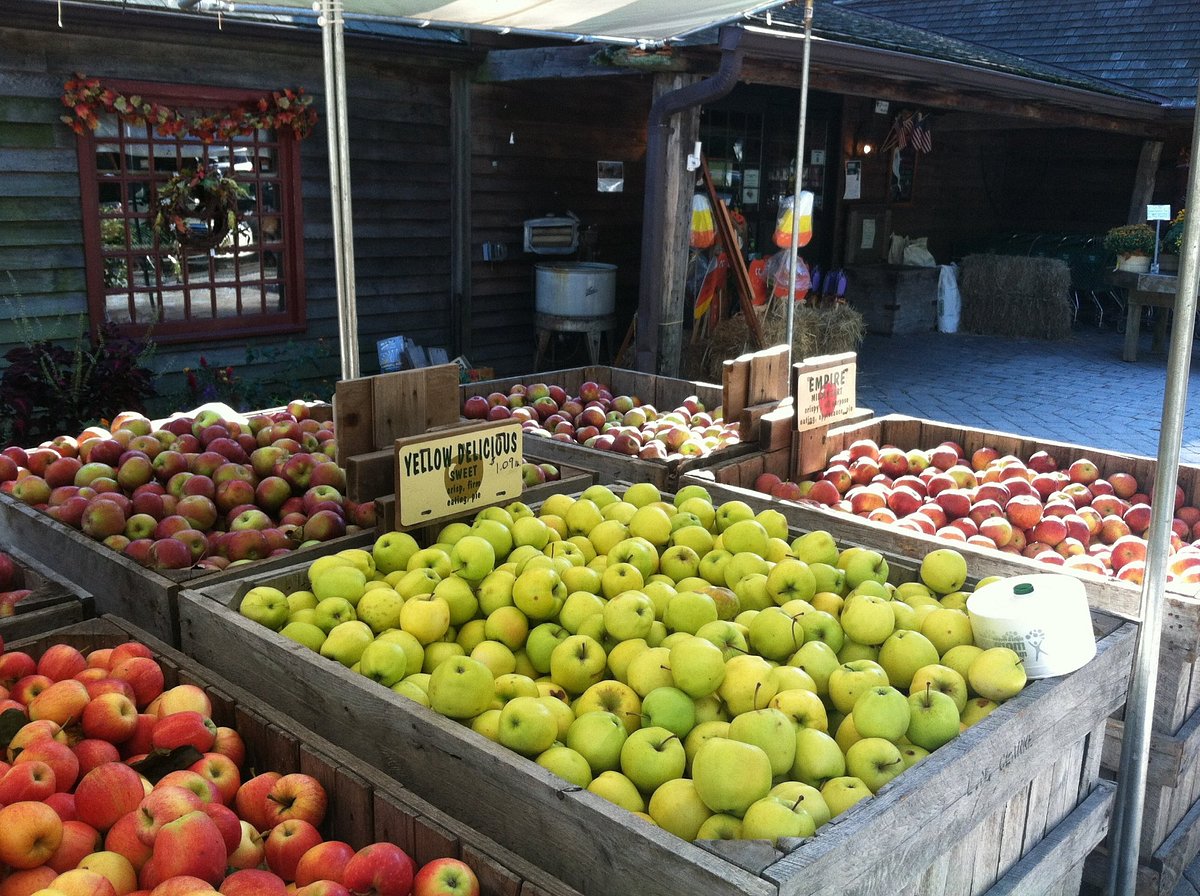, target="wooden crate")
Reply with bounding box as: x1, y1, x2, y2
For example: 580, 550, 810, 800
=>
679, 472, 1200, 893
0, 542, 94, 640
11, 615, 578, 896
459, 365, 756, 490
0, 492, 373, 646
846, 265, 939, 335
178, 520, 1135, 896
335, 365, 464, 466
